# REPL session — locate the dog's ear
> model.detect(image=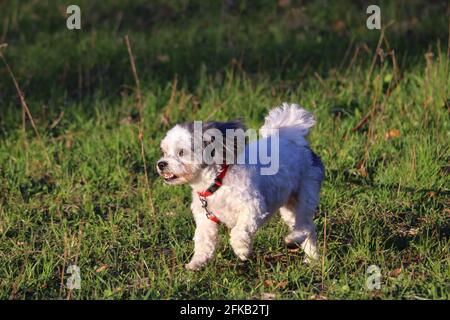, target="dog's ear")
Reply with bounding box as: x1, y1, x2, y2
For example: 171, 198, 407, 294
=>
202, 120, 246, 164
